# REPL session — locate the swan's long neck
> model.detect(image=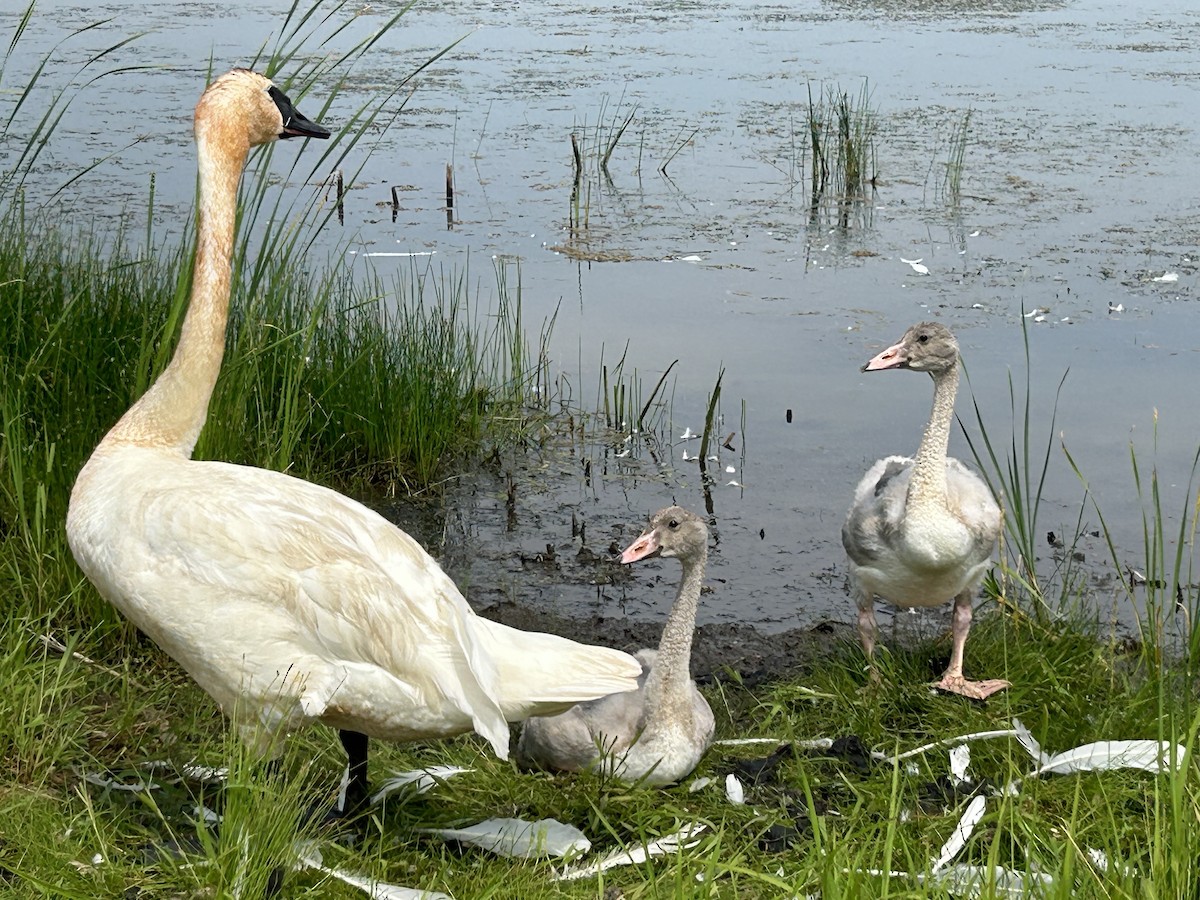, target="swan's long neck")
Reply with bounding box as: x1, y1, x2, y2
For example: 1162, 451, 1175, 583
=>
643, 545, 706, 722
906, 363, 958, 512
101, 125, 248, 456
